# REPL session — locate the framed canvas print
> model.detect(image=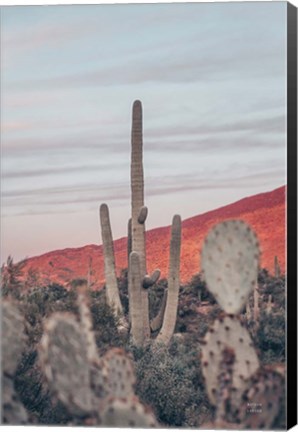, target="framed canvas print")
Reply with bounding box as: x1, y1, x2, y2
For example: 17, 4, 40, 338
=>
0, 1, 297, 430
